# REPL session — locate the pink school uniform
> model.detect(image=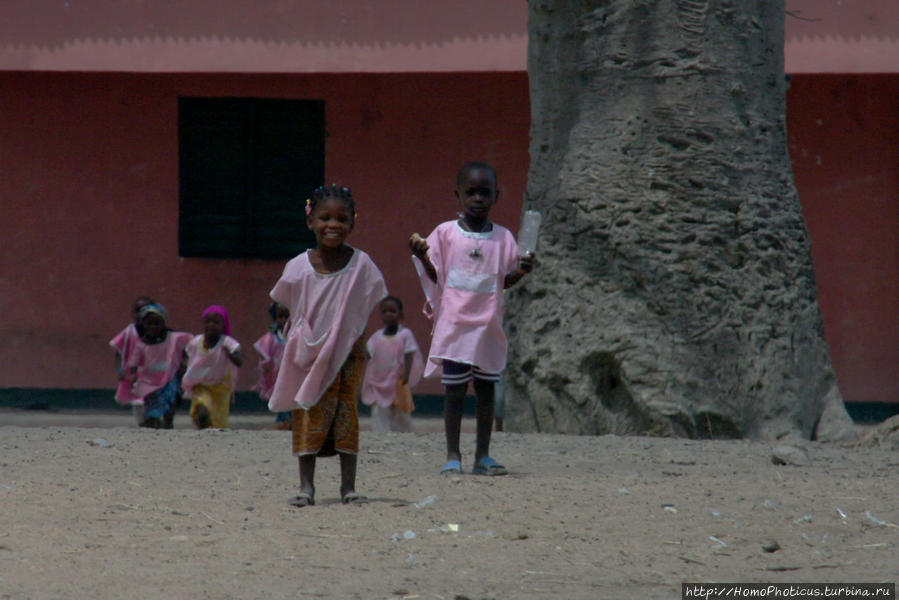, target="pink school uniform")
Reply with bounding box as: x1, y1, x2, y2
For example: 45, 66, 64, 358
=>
127, 331, 193, 401
109, 324, 142, 405
181, 334, 241, 397
362, 326, 424, 407
252, 330, 286, 401
415, 220, 519, 377
268, 247, 387, 412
